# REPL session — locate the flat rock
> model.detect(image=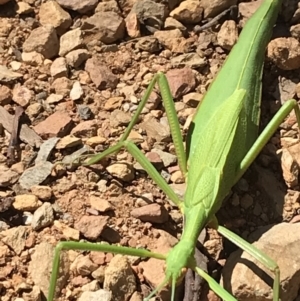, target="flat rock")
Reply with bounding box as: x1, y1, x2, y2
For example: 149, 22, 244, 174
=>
0, 65, 22, 83
35, 137, 60, 164
131, 203, 169, 224
19, 161, 53, 190
222, 223, 300, 301
90, 196, 113, 212
85, 57, 118, 90
55, 135, 82, 149
34, 111, 73, 139
78, 290, 111, 301
71, 120, 97, 137
201, 0, 237, 18
75, 215, 109, 240
1, 226, 28, 255
56, 0, 98, 13
165, 68, 197, 99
